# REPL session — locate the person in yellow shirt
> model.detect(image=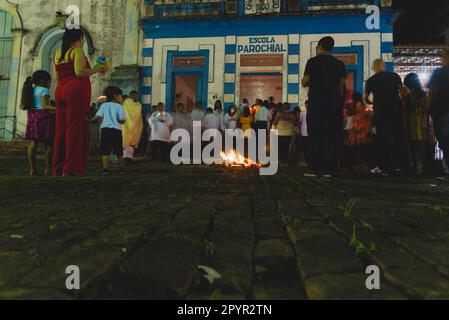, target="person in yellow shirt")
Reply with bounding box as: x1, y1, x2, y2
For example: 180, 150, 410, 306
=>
240, 106, 253, 138
122, 90, 143, 161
